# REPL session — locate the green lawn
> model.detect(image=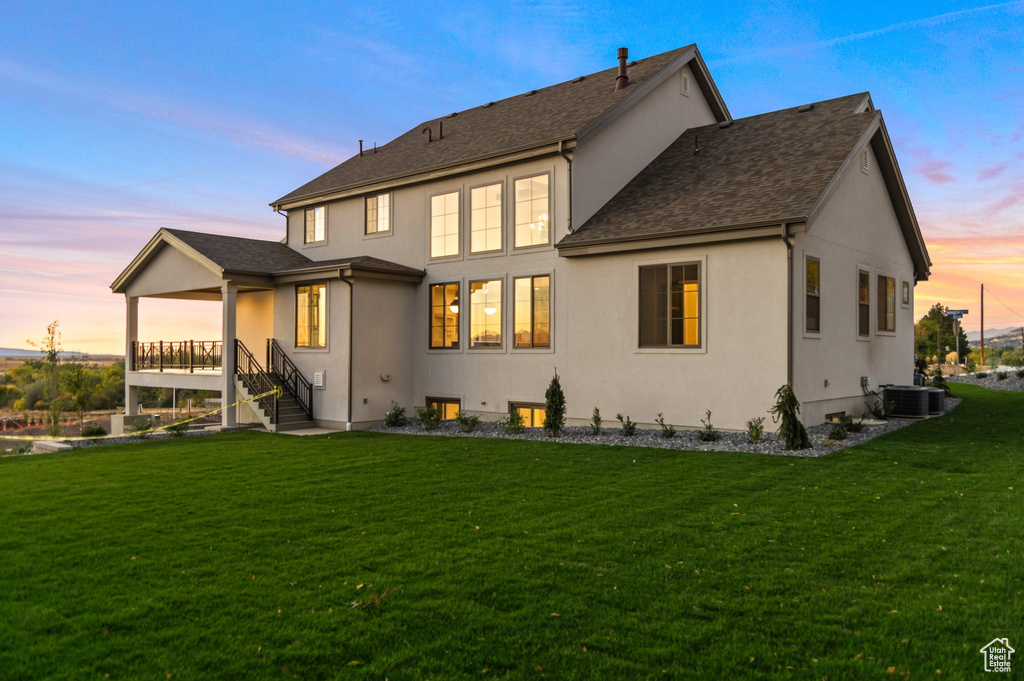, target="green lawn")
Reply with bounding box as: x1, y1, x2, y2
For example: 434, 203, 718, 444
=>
1, 384, 1021, 680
